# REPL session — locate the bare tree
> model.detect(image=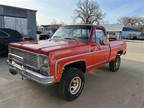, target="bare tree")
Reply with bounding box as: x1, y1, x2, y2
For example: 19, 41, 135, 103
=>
118, 16, 144, 32
118, 17, 131, 27
118, 17, 138, 27
74, 0, 104, 24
